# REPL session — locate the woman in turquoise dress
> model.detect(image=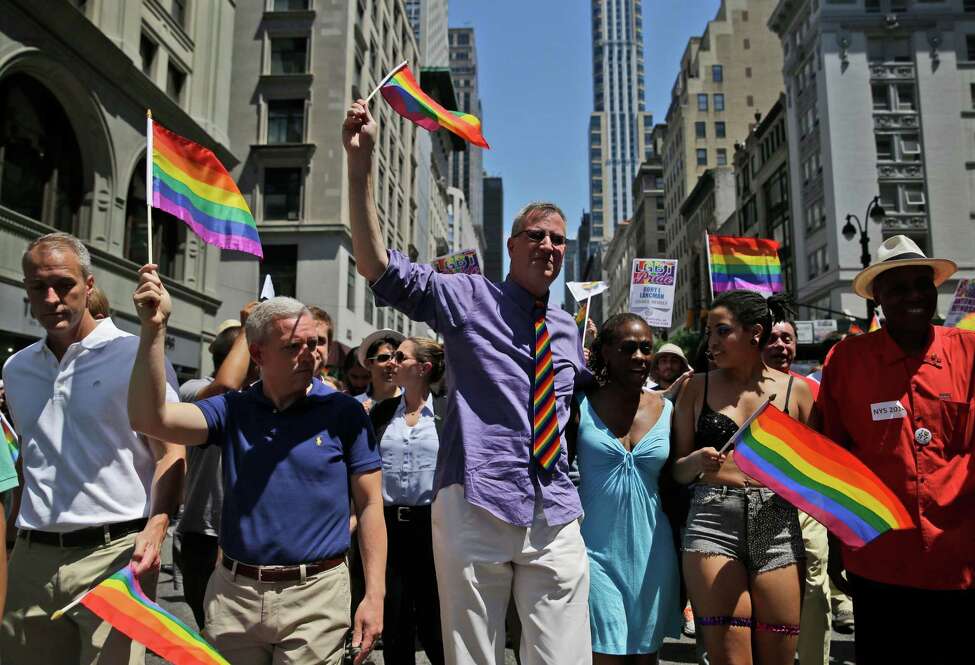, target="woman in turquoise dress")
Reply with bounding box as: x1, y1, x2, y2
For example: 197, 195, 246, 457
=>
569, 313, 682, 664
